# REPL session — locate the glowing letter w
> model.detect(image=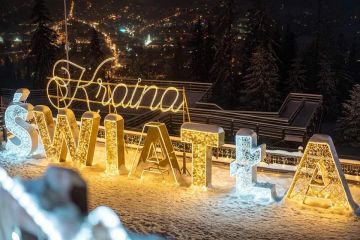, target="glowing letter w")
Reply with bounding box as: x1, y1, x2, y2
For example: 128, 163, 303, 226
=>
34, 106, 100, 165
